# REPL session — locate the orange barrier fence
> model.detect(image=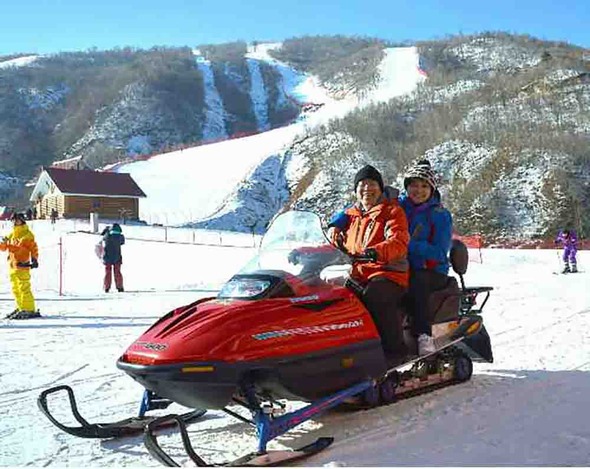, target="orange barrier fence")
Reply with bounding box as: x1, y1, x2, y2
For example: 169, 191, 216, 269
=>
452, 233, 483, 263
